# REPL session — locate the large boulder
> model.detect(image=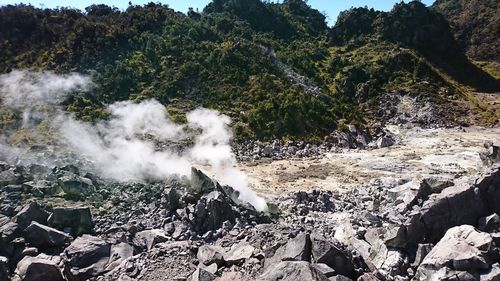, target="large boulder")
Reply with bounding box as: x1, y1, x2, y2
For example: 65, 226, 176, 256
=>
47, 207, 93, 236
104, 243, 134, 272
24, 222, 72, 249
0, 256, 8, 281
365, 228, 409, 276
197, 245, 224, 266
190, 168, 216, 195
12, 255, 64, 281
387, 180, 433, 213
414, 225, 497, 280
265, 233, 312, 268
132, 229, 169, 251
480, 263, 500, 281
188, 267, 217, 281
0, 169, 22, 186
223, 242, 255, 265
0, 222, 21, 256
63, 235, 111, 279
310, 235, 355, 277
13, 202, 49, 229
193, 190, 239, 233
260, 261, 329, 281
57, 173, 95, 197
